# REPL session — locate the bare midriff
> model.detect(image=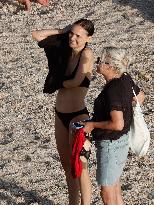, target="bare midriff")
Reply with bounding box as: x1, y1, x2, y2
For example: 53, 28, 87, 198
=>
56, 87, 88, 113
